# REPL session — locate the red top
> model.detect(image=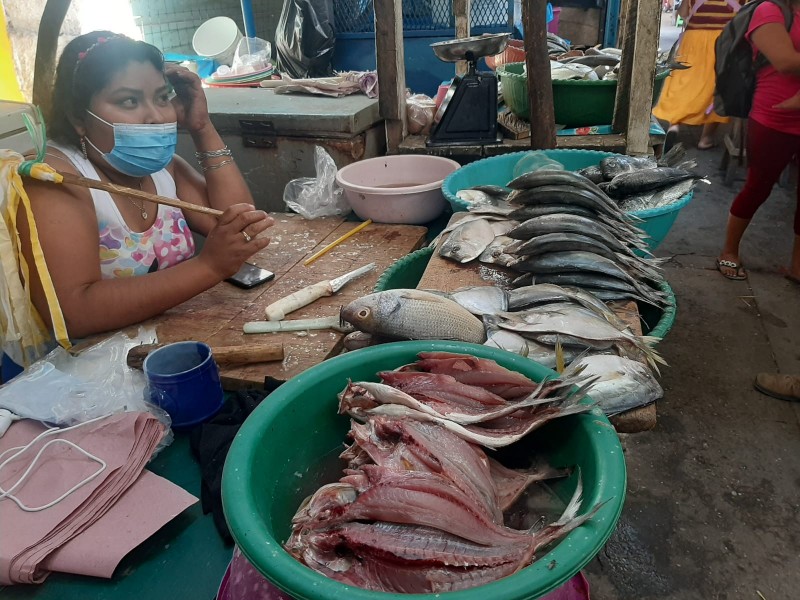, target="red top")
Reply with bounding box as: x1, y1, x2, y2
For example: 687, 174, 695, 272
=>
747, 2, 800, 134
686, 0, 743, 30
